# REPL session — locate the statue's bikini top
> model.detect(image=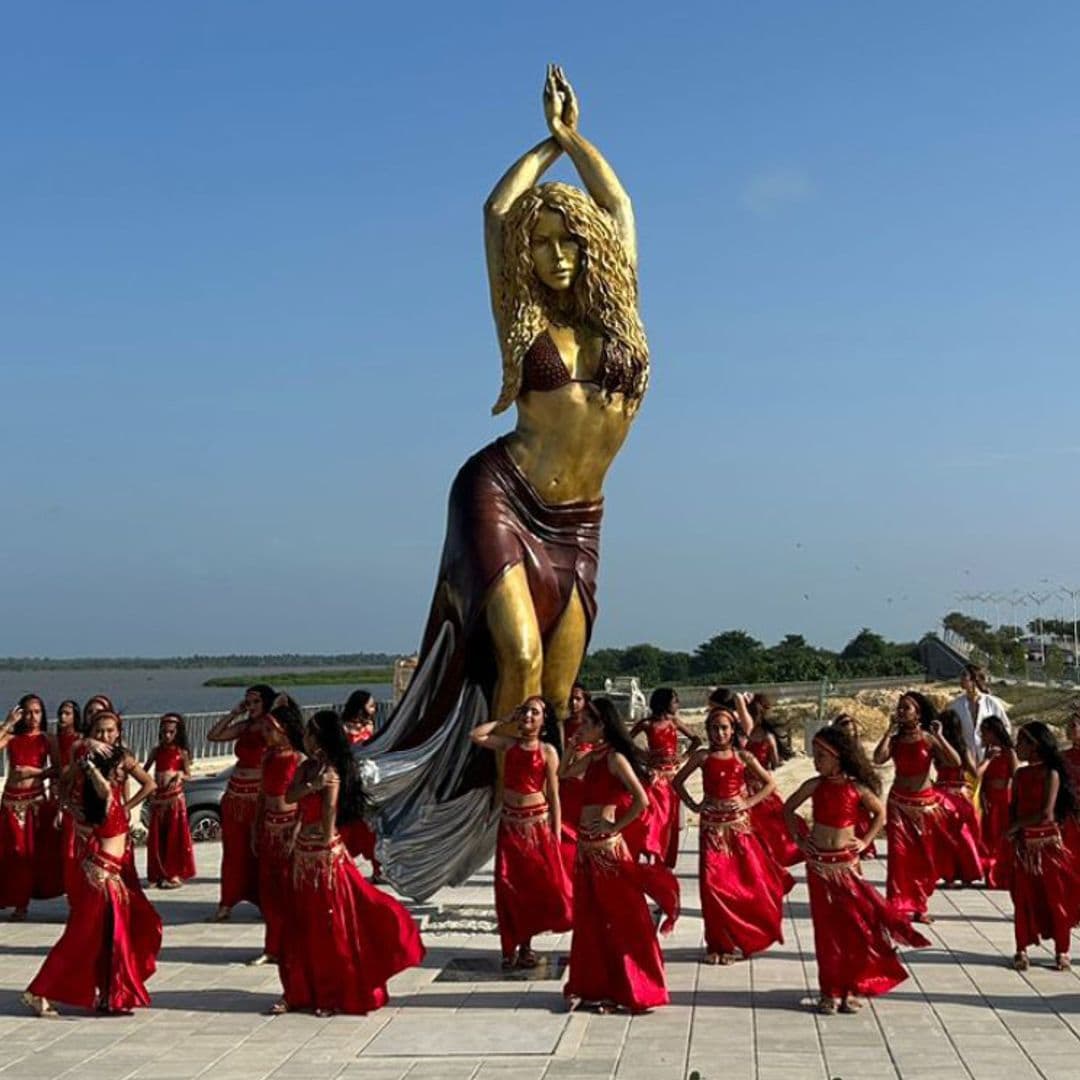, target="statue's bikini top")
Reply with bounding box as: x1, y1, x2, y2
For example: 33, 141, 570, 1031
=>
521, 330, 607, 394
